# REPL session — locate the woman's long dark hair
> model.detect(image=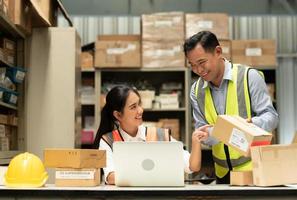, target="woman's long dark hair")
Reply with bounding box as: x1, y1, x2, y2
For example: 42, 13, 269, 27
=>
93, 85, 140, 149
